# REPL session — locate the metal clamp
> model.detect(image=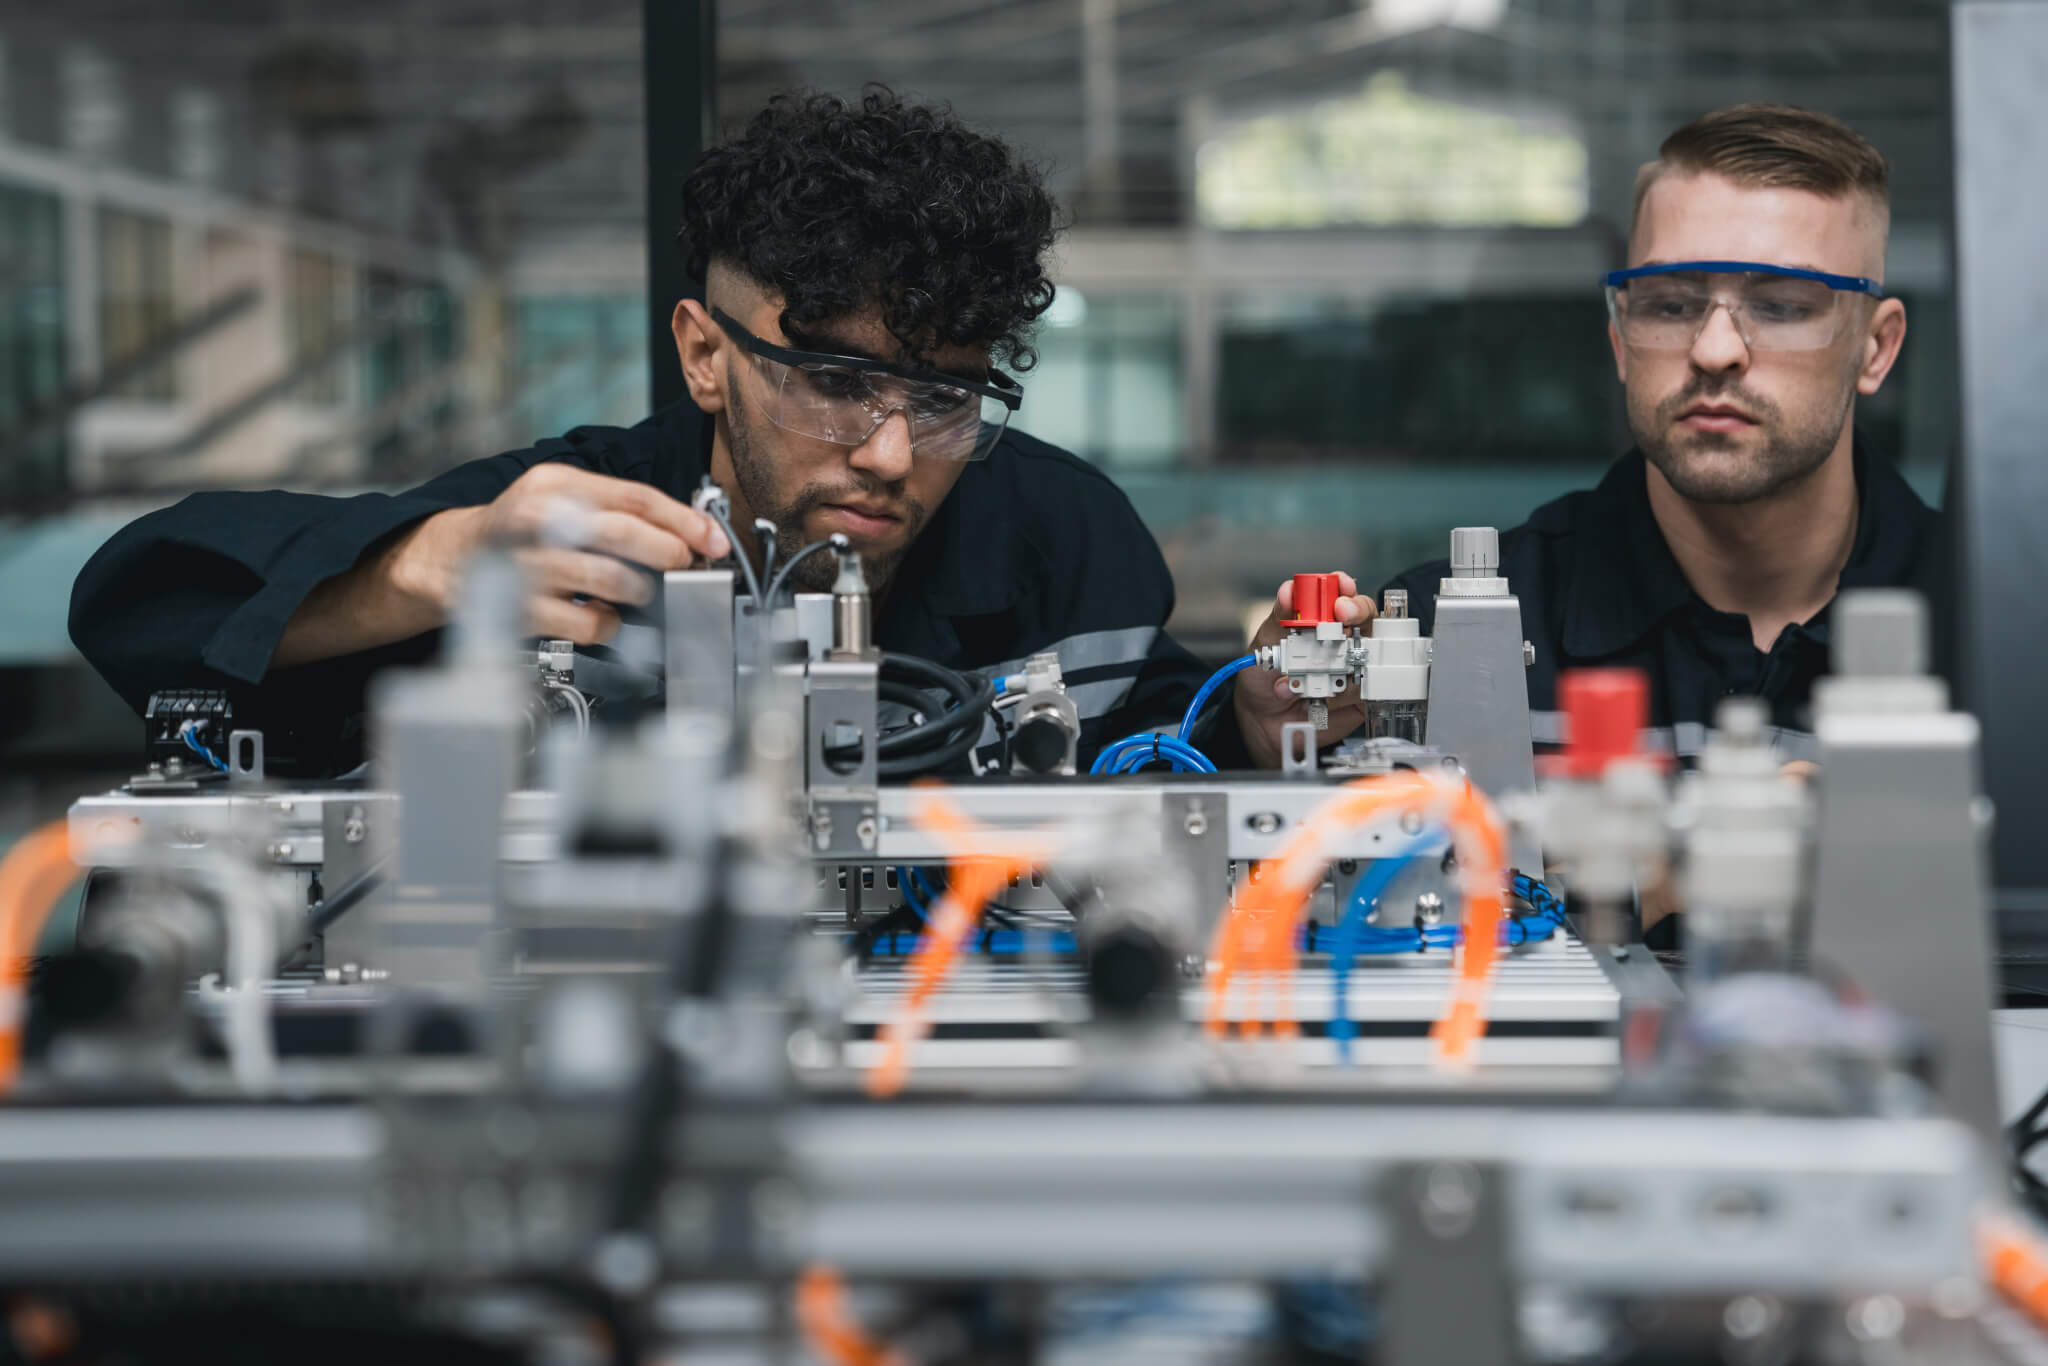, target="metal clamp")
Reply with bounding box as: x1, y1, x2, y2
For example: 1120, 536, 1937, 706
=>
1280, 721, 1318, 779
